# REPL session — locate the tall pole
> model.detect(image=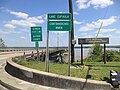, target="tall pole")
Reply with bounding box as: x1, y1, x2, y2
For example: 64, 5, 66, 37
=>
69, 0, 74, 63
104, 44, 106, 64
46, 30, 49, 72
81, 44, 83, 65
